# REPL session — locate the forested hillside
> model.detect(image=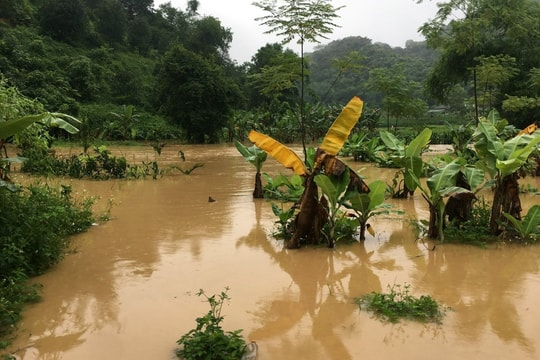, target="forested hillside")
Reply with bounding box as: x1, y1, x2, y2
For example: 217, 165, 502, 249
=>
1, 0, 539, 142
